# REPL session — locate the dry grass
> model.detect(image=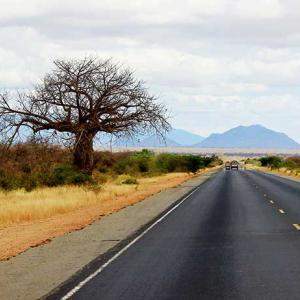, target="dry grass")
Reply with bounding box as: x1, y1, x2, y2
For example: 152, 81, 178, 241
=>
246, 165, 300, 180
0, 173, 189, 229
0, 172, 196, 261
